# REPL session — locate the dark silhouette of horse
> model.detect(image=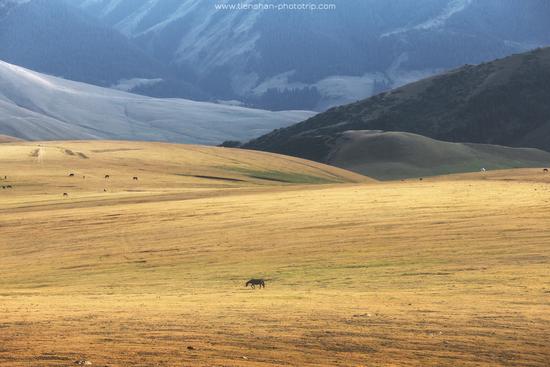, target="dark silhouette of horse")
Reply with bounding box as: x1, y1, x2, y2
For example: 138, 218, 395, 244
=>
63, 193, 69, 198
69, 173, 75, 177
105, 175, 110, 179
245, 279, 265, 289
133, 176, 138, 181
544, 168, 549, 173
